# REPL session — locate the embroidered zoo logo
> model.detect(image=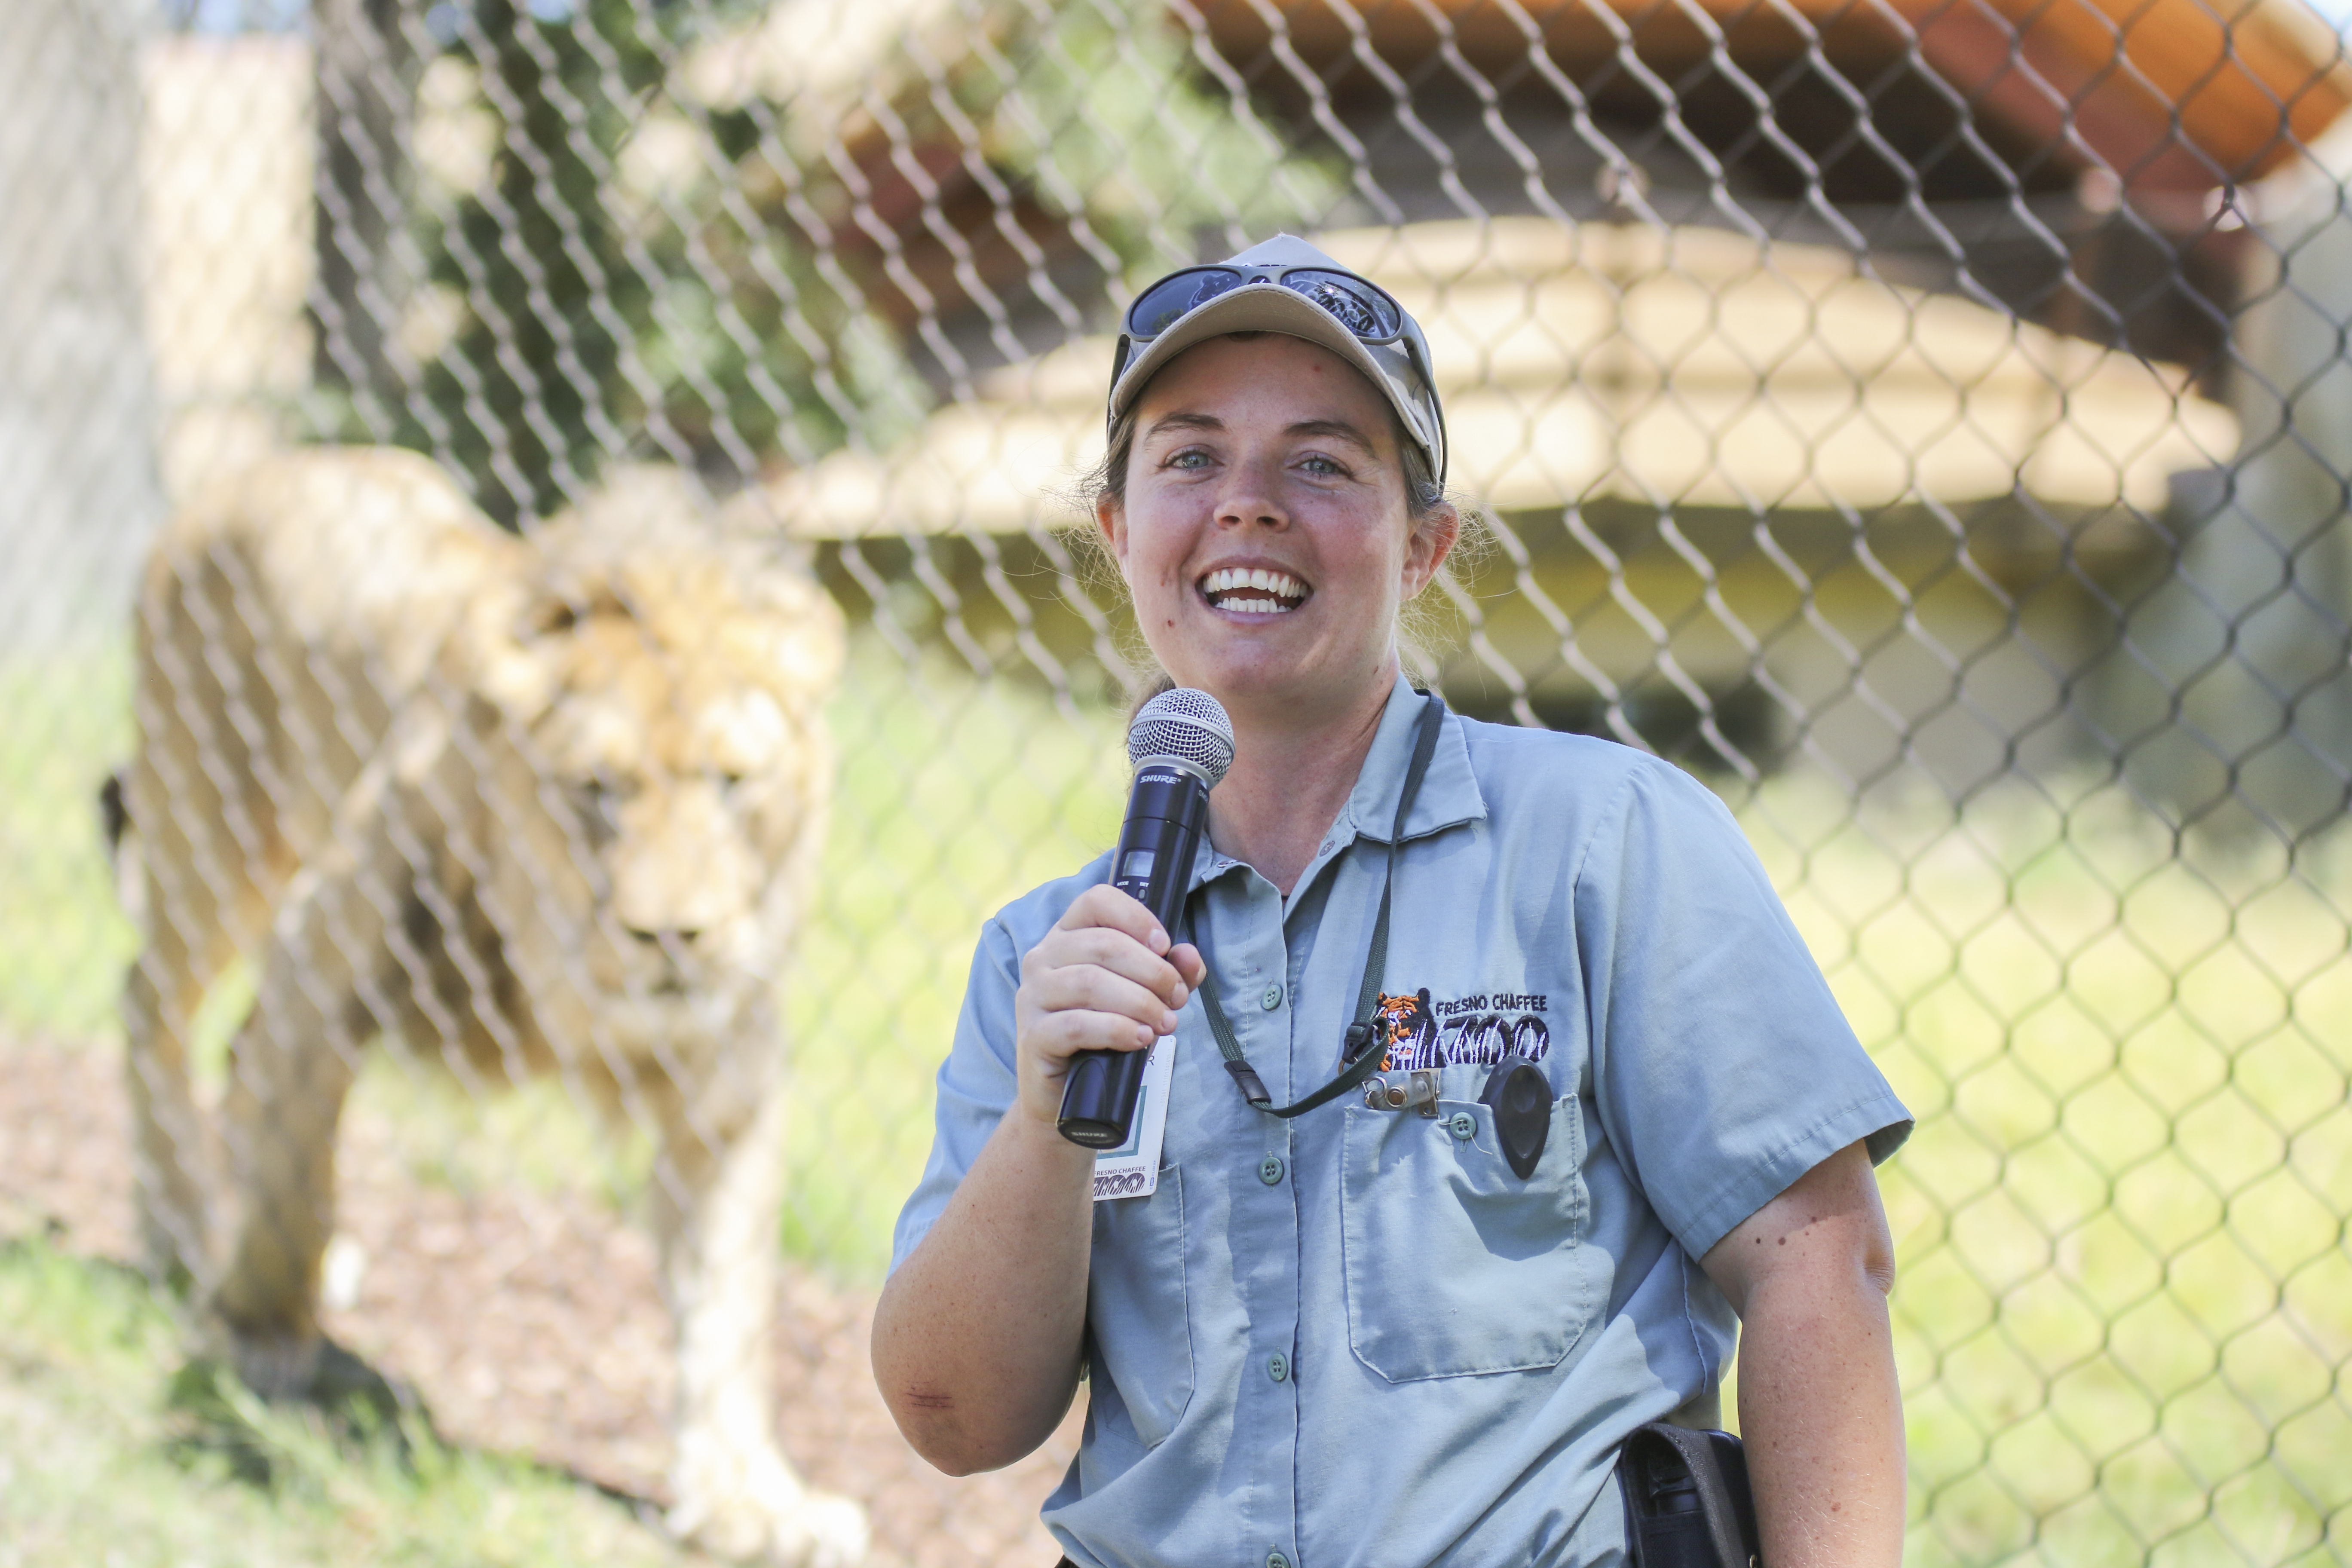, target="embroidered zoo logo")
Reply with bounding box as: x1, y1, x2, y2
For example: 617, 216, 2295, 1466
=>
1378, 987, 1550, 1071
